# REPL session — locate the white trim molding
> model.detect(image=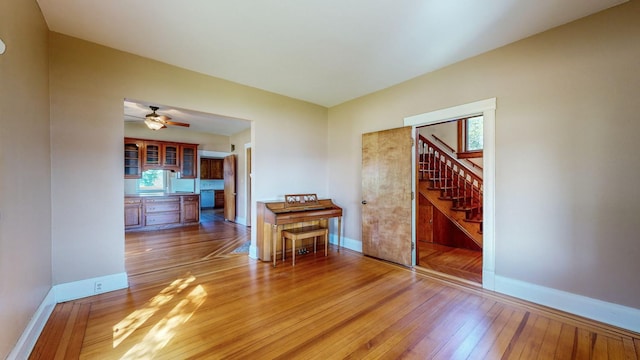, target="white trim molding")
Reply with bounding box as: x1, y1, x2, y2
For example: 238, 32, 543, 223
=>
8, 272, 129, 359
54, 272, 128, 303
495, 275, 640, 333
330, 234, 362, 253
404, 98, 497, 290
6, 290, 57, 360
